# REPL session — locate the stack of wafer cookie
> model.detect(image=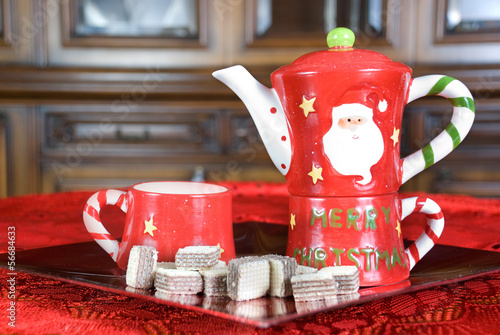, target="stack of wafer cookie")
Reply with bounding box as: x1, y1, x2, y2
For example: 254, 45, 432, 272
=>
124, 244, 360, 305
318, 266, 360, 294
125, 244, 228, 297
154, 245, 226, 297
291, 272, 337, 301
290, 265, 360, 302
175, 245, 221, 270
